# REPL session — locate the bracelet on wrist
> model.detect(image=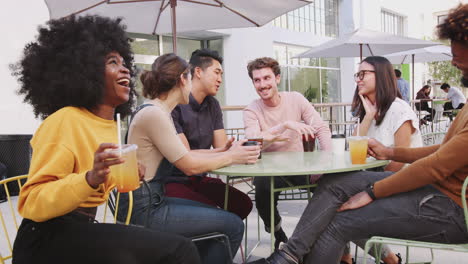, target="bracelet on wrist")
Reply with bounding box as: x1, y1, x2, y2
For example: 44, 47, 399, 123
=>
365, 183, 377, 200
